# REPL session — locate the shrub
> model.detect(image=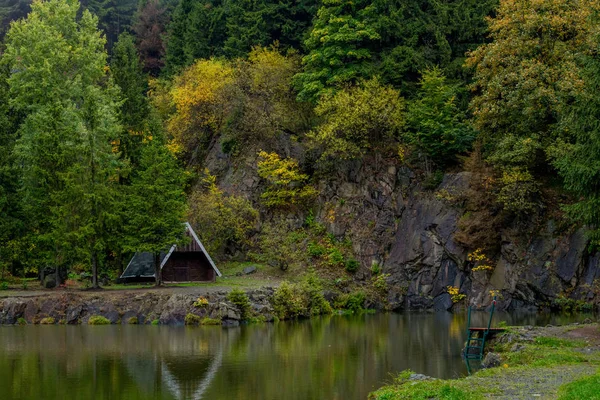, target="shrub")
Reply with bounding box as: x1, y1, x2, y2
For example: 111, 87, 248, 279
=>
372, 273, 390, 294
88, 316, 111, 325
227, 289, 252, 320
201, 317, 222, 325
257, 151, 318, 209
39, 317, 55, 325
308, 242, 326, 258
188, 171, 259, 257
127, 317, 138, 324
345, 257, 359, 273
272, 281, 307, 319
17, 317, 27, 325
301, 272, 333, 316
184, 313, 202, 326
308, 78, 405, 160
151, 319, 159, 325
335, 291, 366, 313
193, 296, 209, 308
371, 262, 381, 275
327, 247, 345, 267
0, 281, 8, 290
